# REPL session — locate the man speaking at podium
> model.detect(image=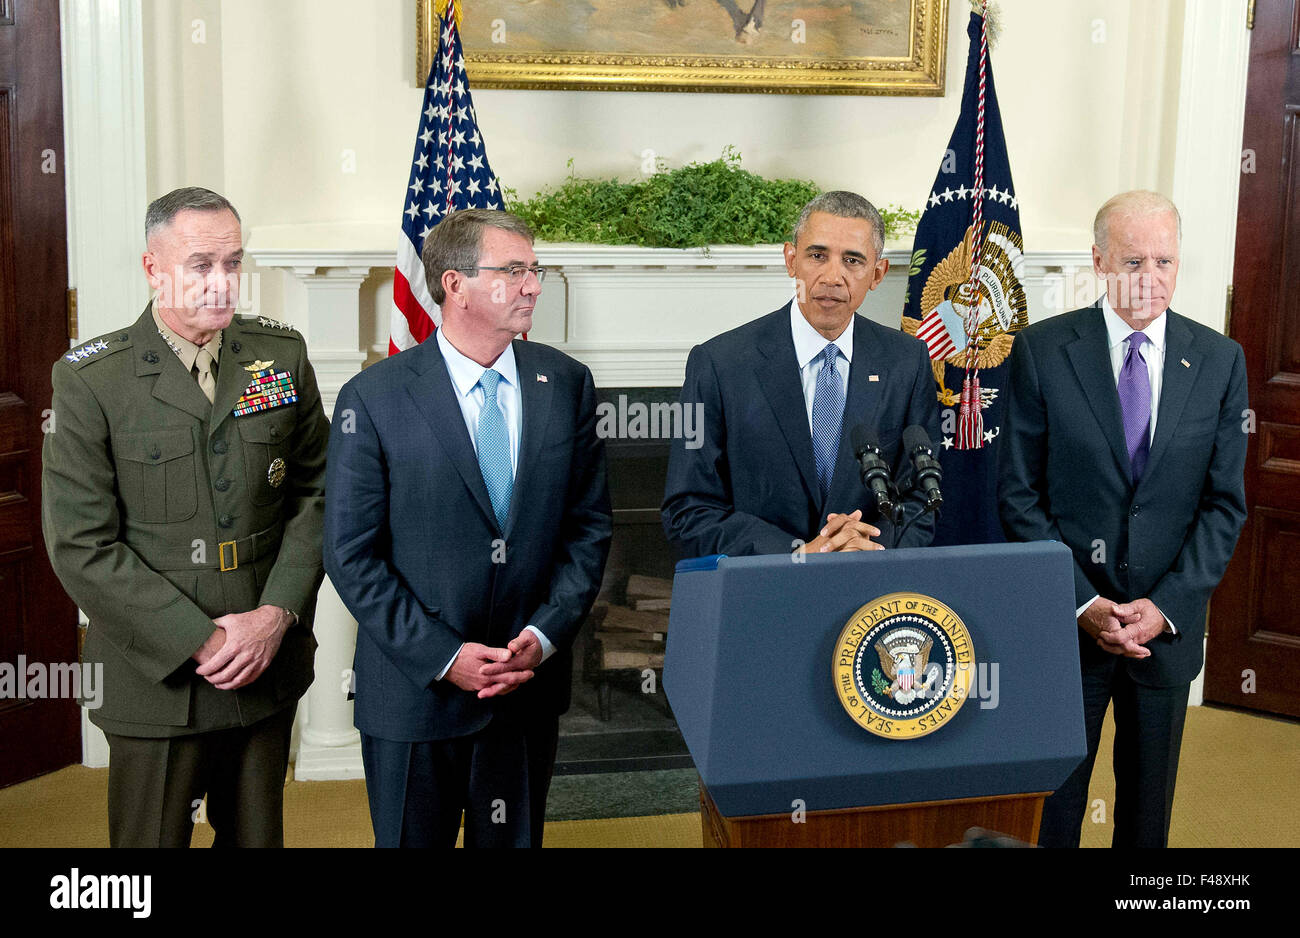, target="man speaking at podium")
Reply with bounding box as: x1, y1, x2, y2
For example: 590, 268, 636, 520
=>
663, 191, 942, 559
999, 191, 1248, 847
